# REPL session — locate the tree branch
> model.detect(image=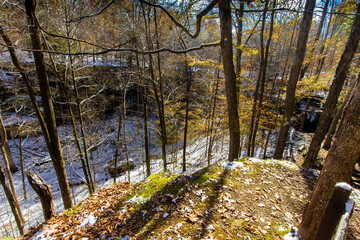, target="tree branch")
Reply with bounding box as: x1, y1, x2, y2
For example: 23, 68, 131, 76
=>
139, 0, 219, 39
69, 0, 115, 23
0, 41, 221, 56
